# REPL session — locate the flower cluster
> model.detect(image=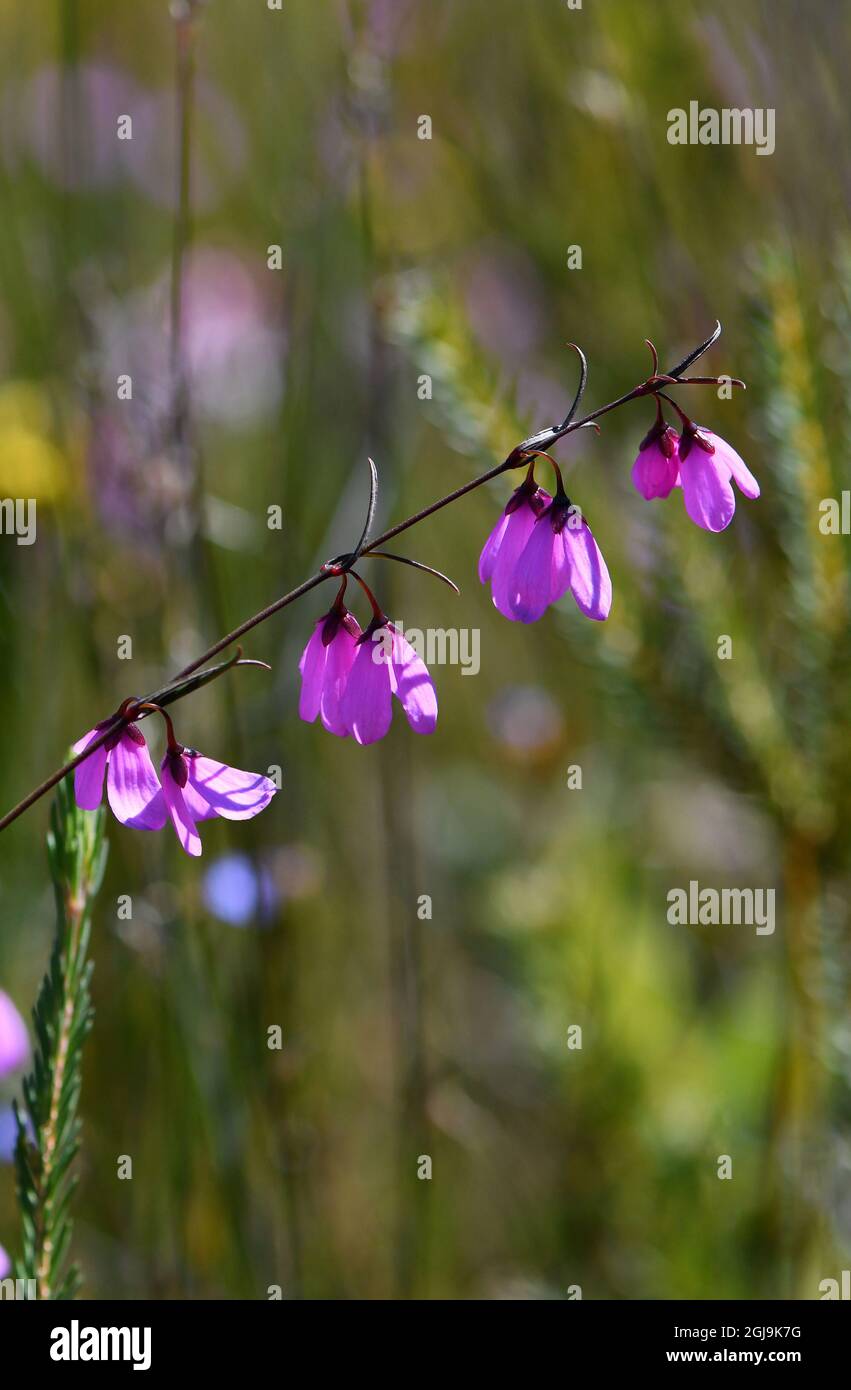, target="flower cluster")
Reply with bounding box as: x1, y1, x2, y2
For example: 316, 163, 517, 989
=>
73, 710, 277, 857
299, 587, 438, 745
478, 462, 611, 624
57, 327, 758, 848
632, 407, 759, 532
